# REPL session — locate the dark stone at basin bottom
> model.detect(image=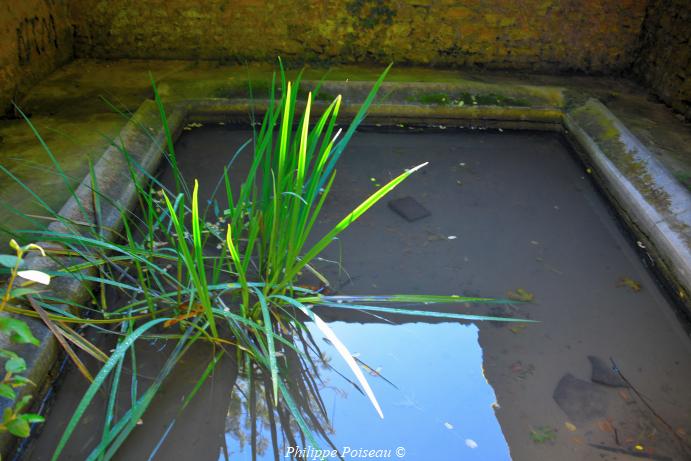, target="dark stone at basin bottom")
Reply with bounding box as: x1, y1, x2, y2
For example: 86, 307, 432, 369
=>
388, 196, 430, 222
588, 355, 628, 387
553, 373, 609, 422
